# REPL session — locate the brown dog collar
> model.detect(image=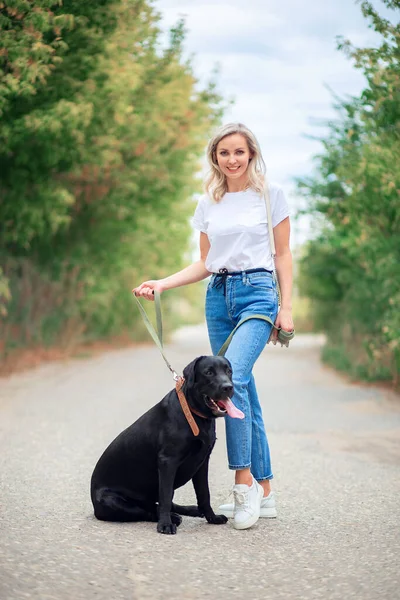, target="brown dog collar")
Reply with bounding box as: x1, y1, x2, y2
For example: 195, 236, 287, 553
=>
175, 377, 208, 436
